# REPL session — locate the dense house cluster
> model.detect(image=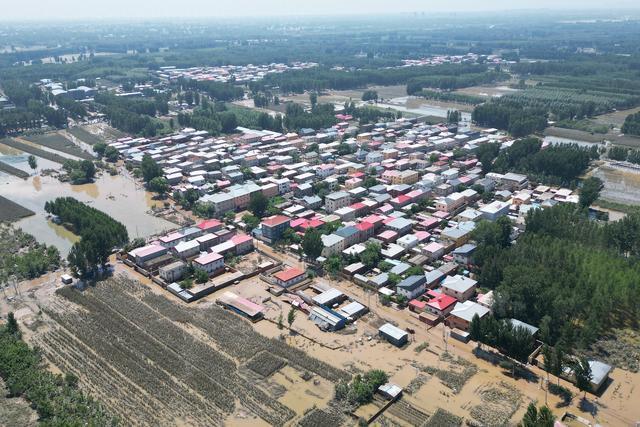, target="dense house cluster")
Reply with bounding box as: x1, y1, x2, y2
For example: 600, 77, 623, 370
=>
401, 53, 504, 67
153, 62, 318, 84
127, 218, 254, 301
109, 112, 582, 340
